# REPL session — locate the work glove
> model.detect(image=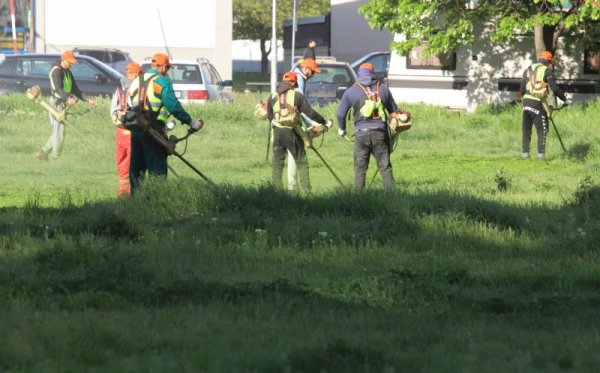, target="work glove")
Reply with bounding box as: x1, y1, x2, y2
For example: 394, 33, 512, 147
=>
338, 128, 346, 137
324, 119, 333, 128
563, 93, 573, 106
190, 119, 204, 132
